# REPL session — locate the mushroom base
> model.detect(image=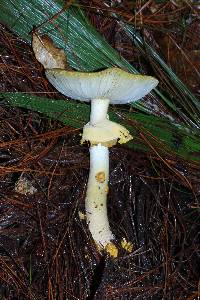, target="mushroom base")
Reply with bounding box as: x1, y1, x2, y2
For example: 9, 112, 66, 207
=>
85, 144, 117, 256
